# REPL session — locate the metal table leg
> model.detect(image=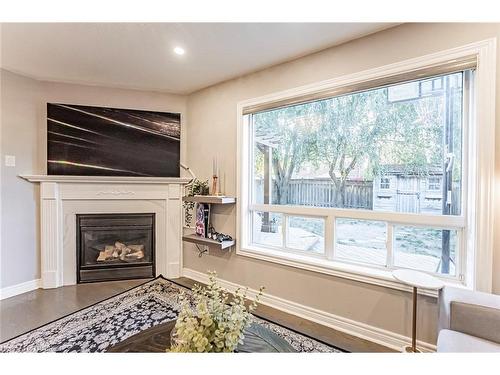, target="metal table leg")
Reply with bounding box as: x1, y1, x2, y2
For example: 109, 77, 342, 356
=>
404, 286, 421, 353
